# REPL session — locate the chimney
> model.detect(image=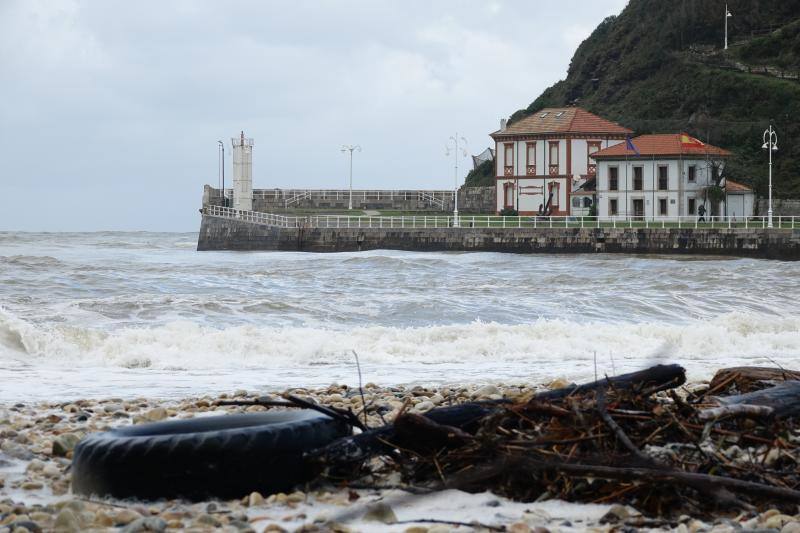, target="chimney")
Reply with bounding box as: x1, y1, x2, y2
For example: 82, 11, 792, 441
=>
500, 118, 507, 132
